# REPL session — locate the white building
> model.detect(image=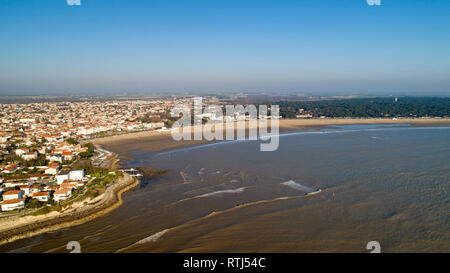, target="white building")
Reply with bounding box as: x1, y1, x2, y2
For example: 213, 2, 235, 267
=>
56, 170, 70, 185
0, 136, 11, 143
2, 190, 24, 200
53, 188, 72, 202
77, 127, 94, 136
47, 154, 63, 163
15, 148, 28, 157
45, 164, 61, 175
69, 169, 84, 181
19, 186, 32, 196
32, 192, 51, 202
1, 199, 25, 211
23, 151, 38, 161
